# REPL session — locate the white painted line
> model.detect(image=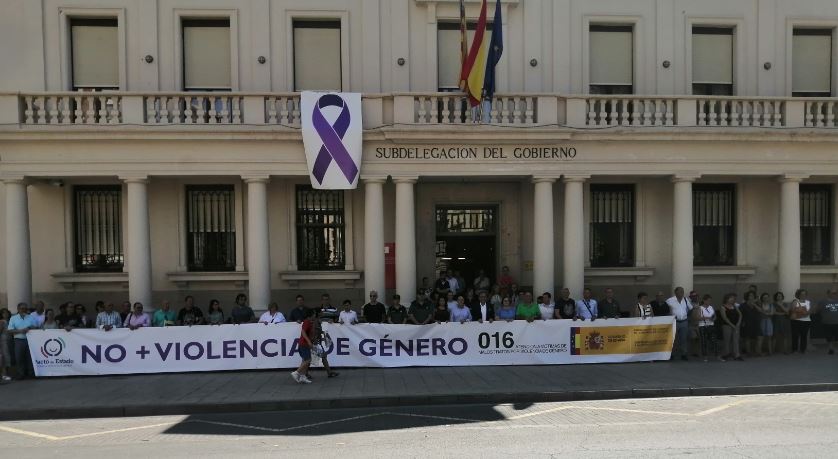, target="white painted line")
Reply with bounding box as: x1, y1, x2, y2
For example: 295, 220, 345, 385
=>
506, 405, 574, 420
385, 412, 484, 423
0, 425, 60, 441
694, 399, 748, 417
192, 412, 384, 434
56, 422, 179, 441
